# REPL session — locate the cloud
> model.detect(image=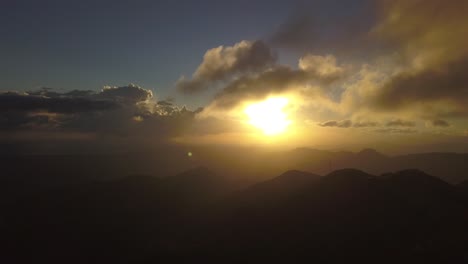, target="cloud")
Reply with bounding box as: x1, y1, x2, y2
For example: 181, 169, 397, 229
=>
205, 53, 346, 110
362, 0, 468, 117
353, 121, 379, 128
299, 54, 346, 80
0, 84, 197, 142
177, 40, 347, 112
0, 84, 153, 114
385, 119, 415, 127
208, 66, 307, 110
374, 128, 417, 134
427, 119, 450, 128
0, 91, 118, 114
315, 118, 420, 130
269, 4, 376, 55
375, 0, 468, 67
318, 120, 352, 128
270, 13, 315, 51
316, 0, 468, 125
177, 40, 276, 93
100, 83, 153, 102
317, 120, 379, 129
369, 59, 468, 114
